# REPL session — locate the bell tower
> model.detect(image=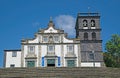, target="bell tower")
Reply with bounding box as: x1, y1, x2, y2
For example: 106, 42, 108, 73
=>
75, 13, 104, 67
